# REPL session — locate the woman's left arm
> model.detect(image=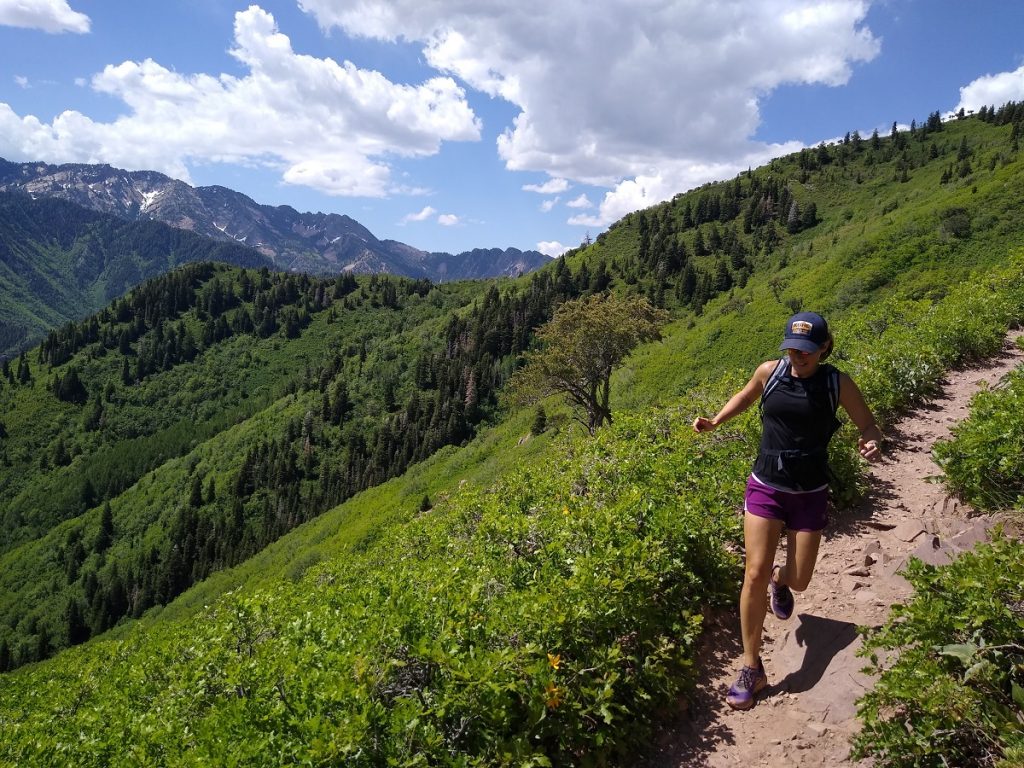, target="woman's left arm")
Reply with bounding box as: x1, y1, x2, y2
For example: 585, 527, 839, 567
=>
838, 373, 883, 462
